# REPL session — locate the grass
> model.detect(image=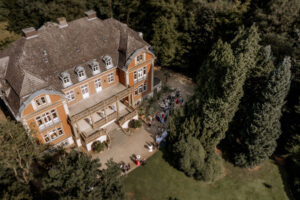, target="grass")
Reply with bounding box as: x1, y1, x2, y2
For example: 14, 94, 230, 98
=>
124, 151, 289, 200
